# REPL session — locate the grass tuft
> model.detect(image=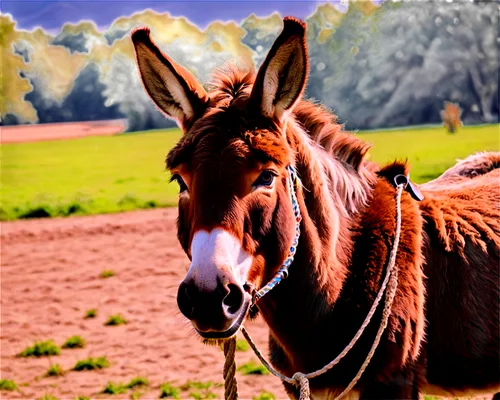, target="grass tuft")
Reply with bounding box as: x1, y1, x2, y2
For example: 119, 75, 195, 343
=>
189, 391, 217, 400
19, 340, 60, 357
237, 361, 269, 375
235, 339, 249, 352
159, 382, 180, 399
102, 382, 127, 394
38, 395, 59, 400
180, 381, 220, 400
62, 335, 85, 349
46, 363, 64, 377
179, 381, 218, 391
105, 314, 127, 326
0, 379, 17, 391
99, 269, 115, 279
126, 377, 149, 389
73, 356, 110, 371
253, 392, 276, 400
74, 397, 90, 400
84, 308, 97, 319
